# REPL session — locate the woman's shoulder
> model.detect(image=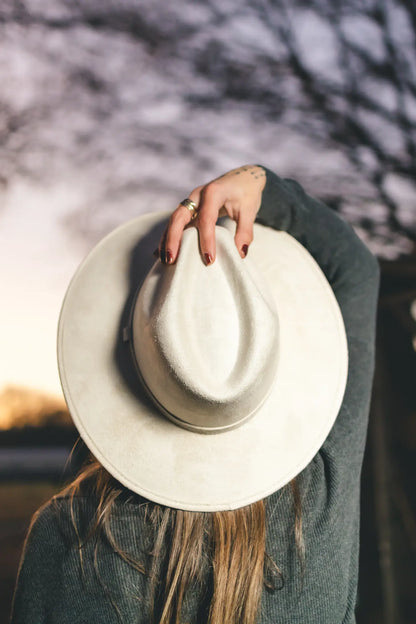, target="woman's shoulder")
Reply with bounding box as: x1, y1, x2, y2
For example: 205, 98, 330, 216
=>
30, 488, 150, 541
24, 493, 95, 547
35, 491, 103, 517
